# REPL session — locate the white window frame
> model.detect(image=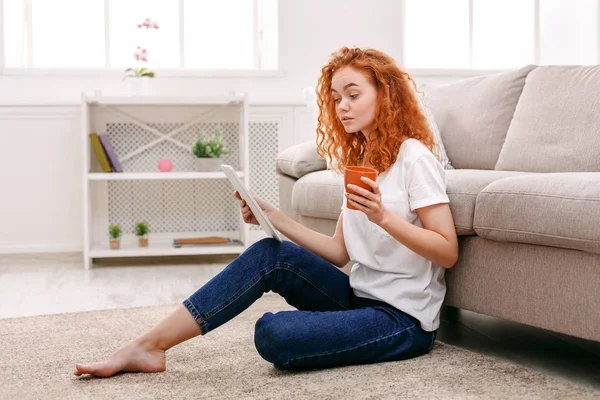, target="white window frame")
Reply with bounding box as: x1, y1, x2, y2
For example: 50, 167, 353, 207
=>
0, 0, 4, 74
400, 0, 600, 77
0, 0, 282, 78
